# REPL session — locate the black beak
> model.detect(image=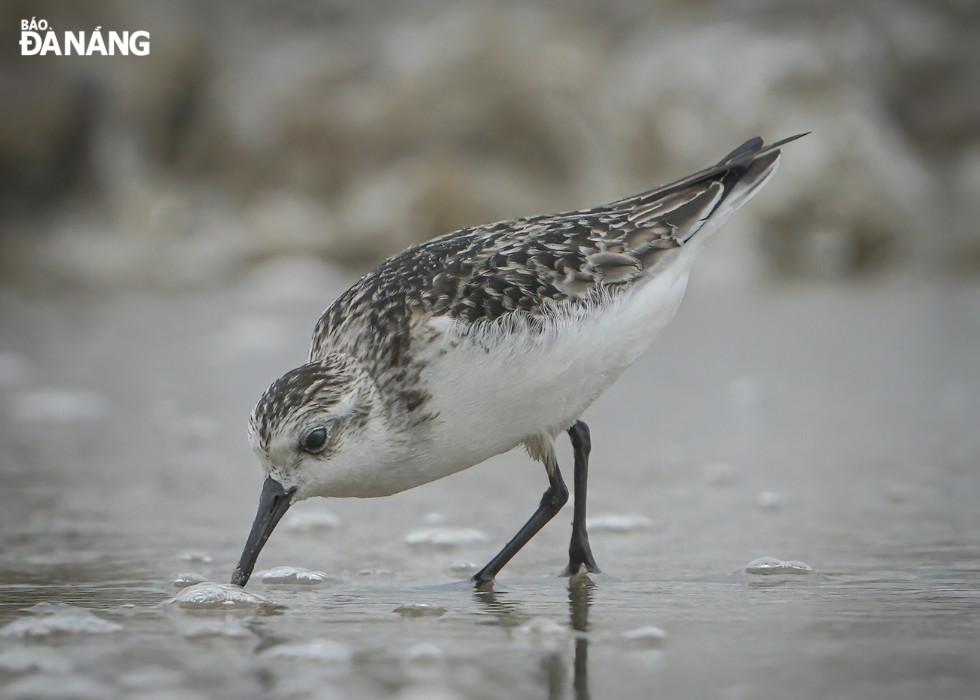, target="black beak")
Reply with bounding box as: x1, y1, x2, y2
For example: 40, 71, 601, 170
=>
231, 476, 296, 587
